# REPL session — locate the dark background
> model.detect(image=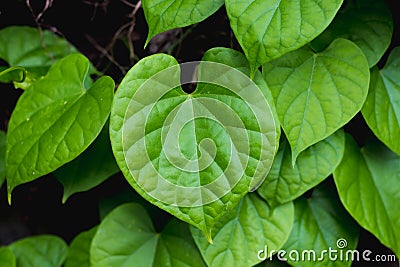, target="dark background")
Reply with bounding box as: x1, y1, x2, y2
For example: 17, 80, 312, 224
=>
0, 1, 399, 266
